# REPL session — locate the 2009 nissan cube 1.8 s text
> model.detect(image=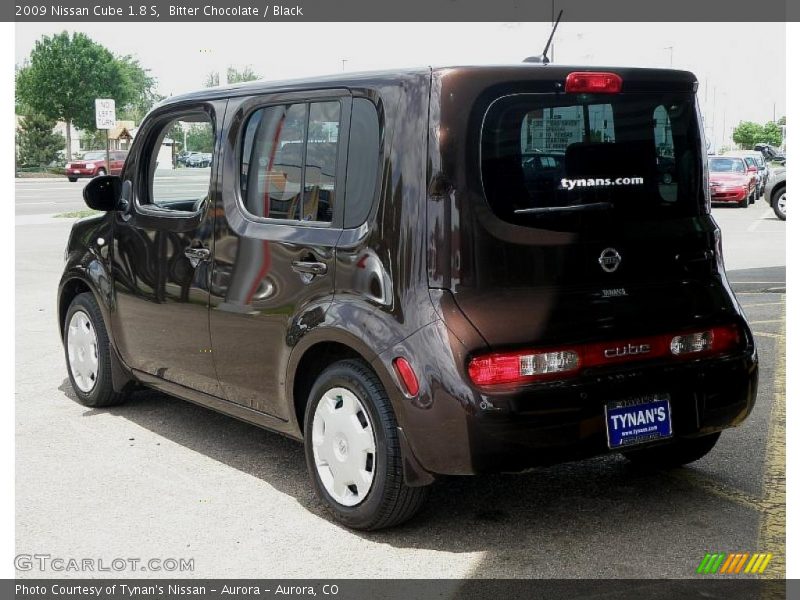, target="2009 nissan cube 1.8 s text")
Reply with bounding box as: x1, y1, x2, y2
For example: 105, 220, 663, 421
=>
59, 65, 758, 530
